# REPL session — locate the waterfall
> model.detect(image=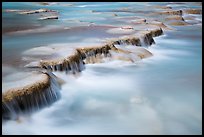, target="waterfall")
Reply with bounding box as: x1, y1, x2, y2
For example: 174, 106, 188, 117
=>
2, 70, 61, 121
